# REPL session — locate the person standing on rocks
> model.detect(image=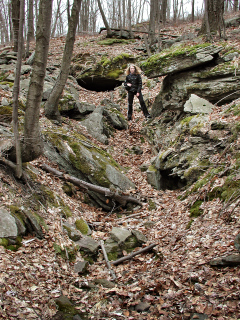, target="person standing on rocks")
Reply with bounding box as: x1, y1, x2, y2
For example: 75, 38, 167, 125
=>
124, 64, 151, 121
